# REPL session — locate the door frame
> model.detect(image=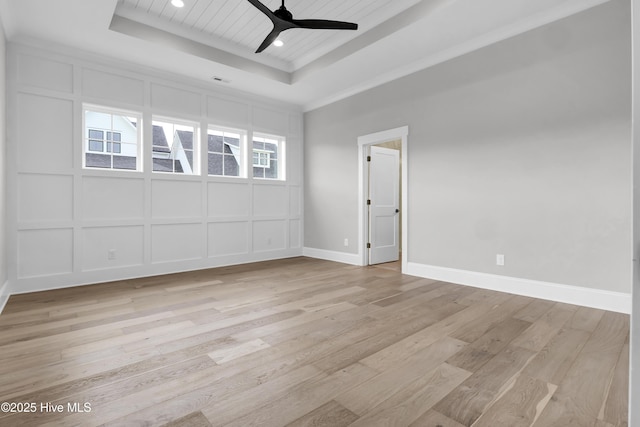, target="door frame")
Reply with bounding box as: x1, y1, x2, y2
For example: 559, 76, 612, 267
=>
357, 126, 408, 271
